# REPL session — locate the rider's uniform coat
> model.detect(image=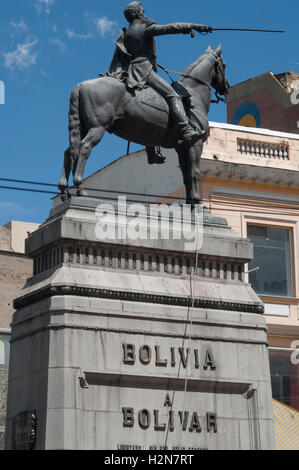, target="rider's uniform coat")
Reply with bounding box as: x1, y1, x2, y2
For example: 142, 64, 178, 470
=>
108, 20, 196, 90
